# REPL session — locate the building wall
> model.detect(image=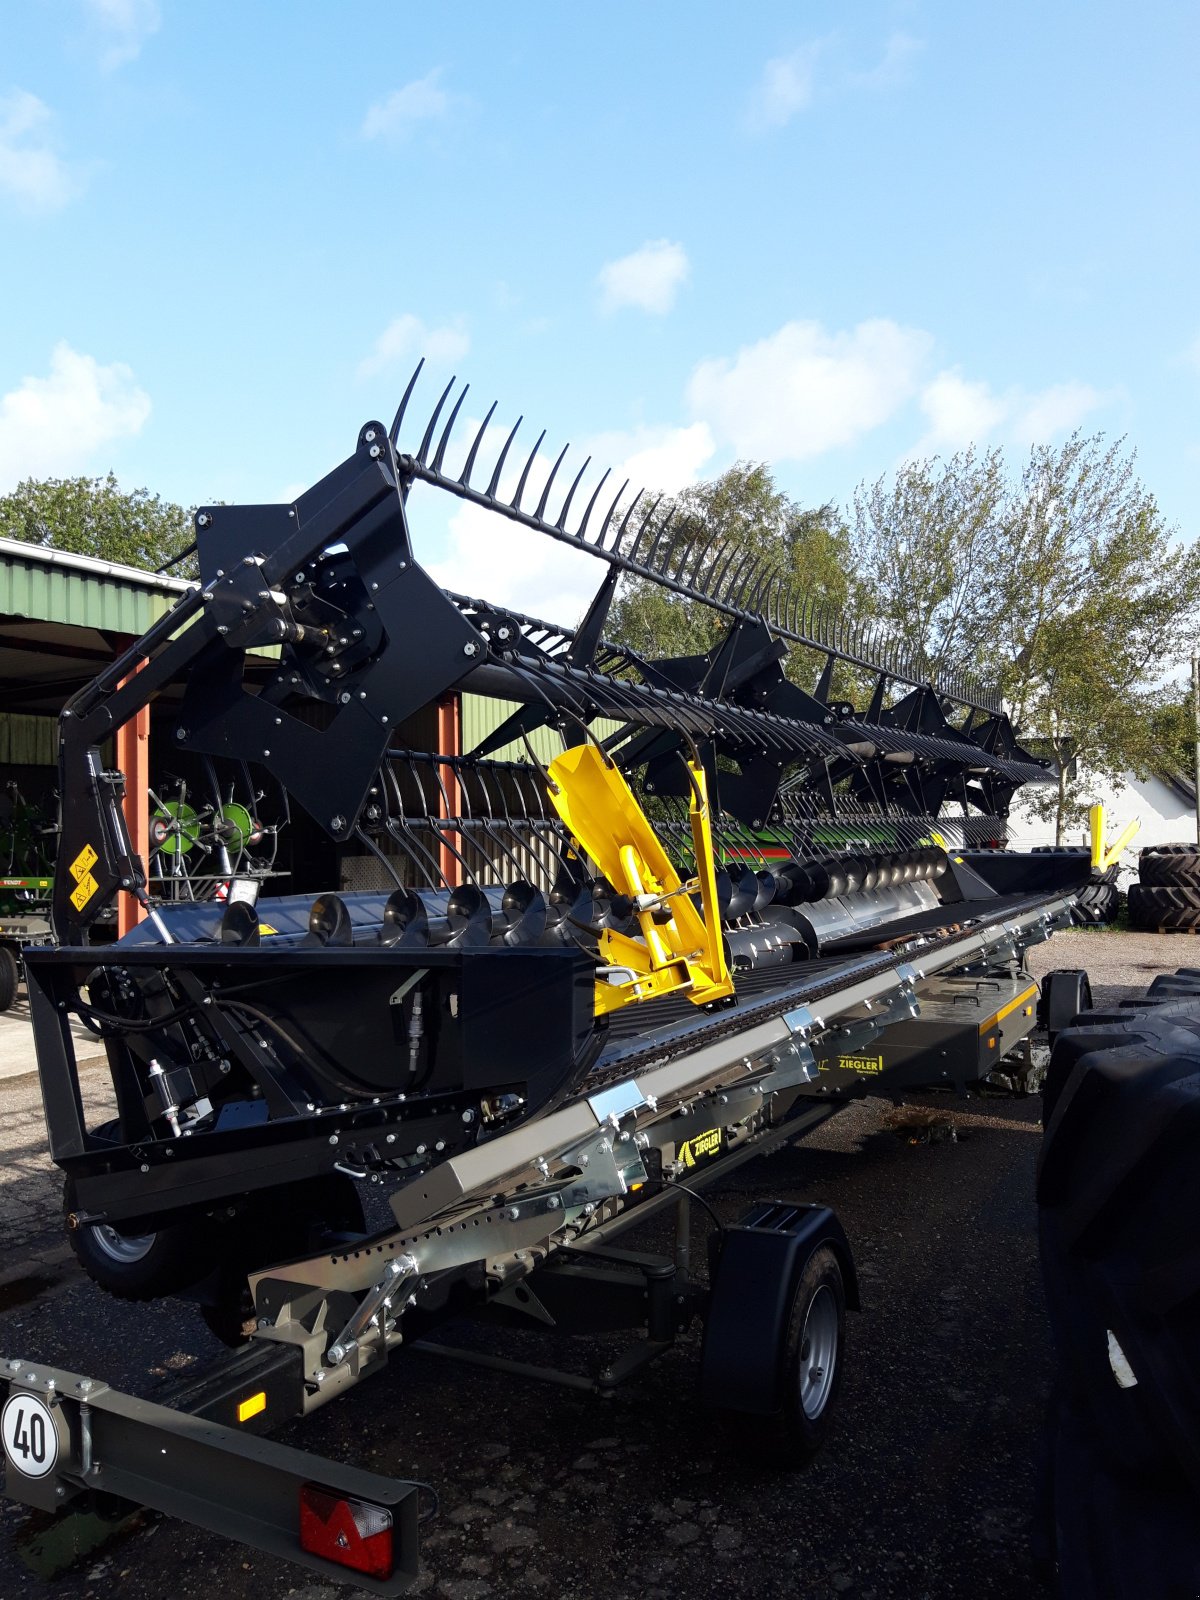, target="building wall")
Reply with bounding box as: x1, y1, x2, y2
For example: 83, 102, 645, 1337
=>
1007, 769, 1198, 878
